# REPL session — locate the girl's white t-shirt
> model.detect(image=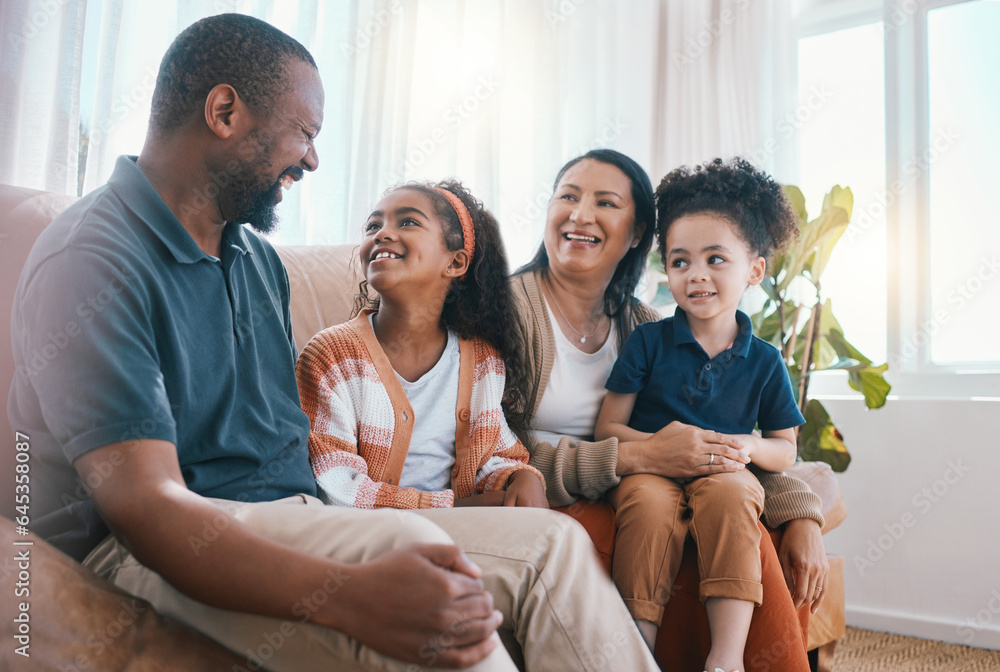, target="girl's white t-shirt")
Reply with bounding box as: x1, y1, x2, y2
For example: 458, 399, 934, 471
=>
368, 313, 459, 491
531, 299, 619, 446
